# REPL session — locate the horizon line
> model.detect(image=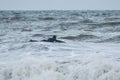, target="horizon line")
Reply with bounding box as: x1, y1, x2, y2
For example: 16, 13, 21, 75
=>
0, 9, 120, 11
